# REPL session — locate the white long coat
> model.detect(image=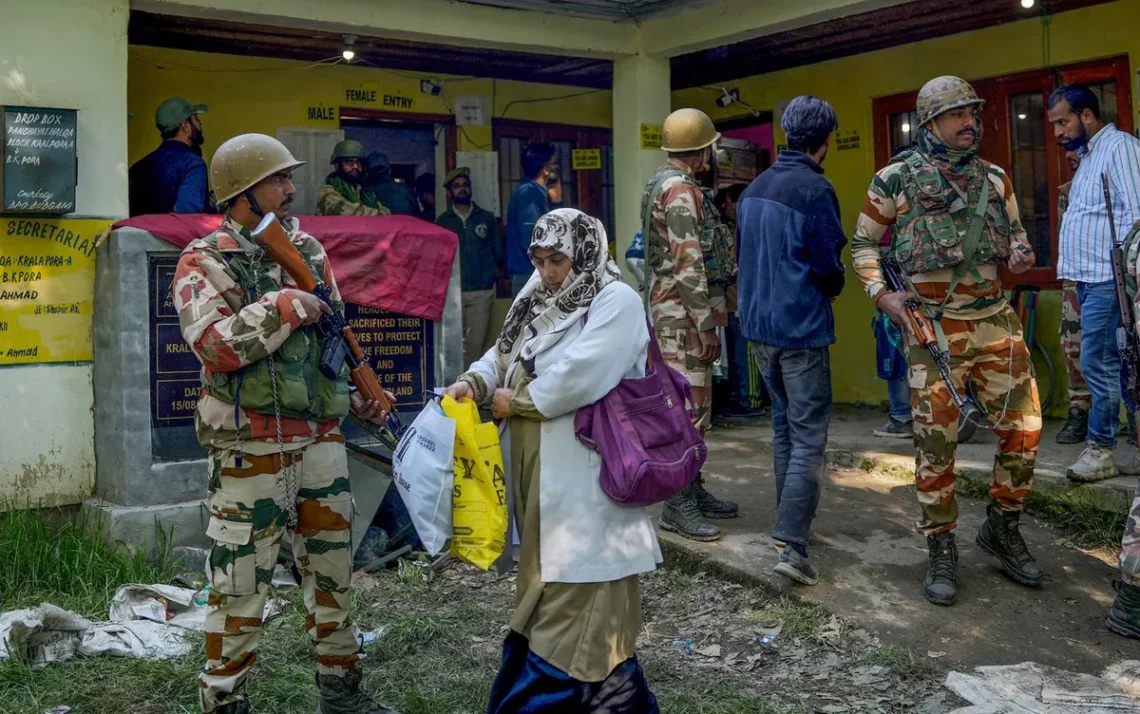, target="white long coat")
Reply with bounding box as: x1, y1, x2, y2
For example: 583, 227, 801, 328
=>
467, 280, 663, 584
